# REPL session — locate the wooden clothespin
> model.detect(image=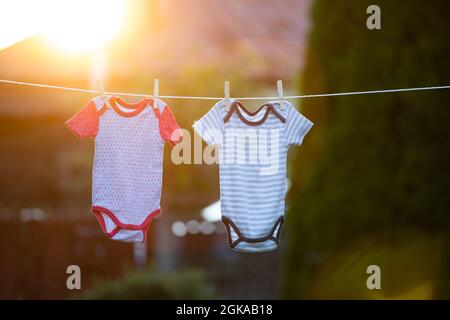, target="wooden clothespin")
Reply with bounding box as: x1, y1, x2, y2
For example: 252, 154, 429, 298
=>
98, 80, 112, 109
152, 78, 159, 109
224, 80, 231, 111
277, 80, 285, 111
